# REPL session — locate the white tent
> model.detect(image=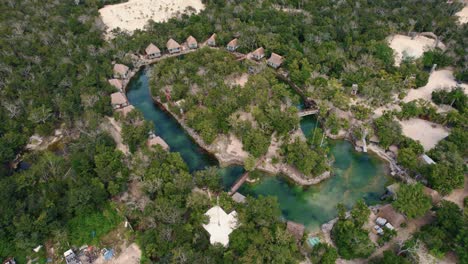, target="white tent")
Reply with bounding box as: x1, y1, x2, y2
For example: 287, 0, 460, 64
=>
202, 206, 238, 247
